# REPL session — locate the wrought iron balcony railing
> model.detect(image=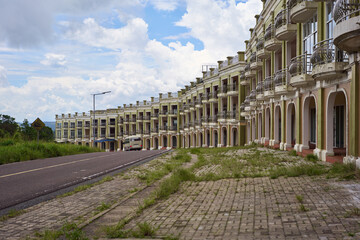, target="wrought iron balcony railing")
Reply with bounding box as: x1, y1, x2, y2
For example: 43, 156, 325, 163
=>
289, 54, 312, 77
264, 24, 275, 41
274, 69, 289, 86
256, 38, 265, 51
227, 84, 238, 92
310, 38, 348, 67
249, 52, 257, 63
264, 76, 273, 91
275, 9, 289, 29
334, 0, 360, 24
